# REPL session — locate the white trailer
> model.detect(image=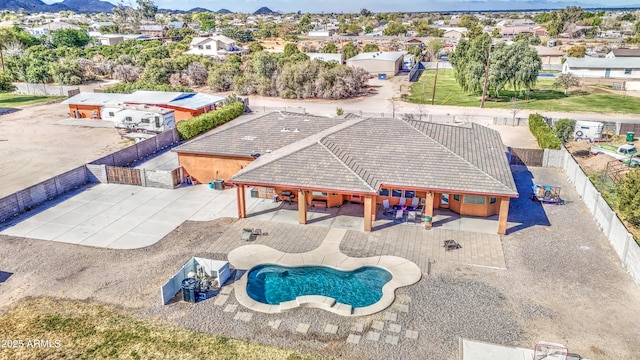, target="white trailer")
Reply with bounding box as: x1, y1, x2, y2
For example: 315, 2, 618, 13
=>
101, 104, 175, 133
574, 120, 604, 142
